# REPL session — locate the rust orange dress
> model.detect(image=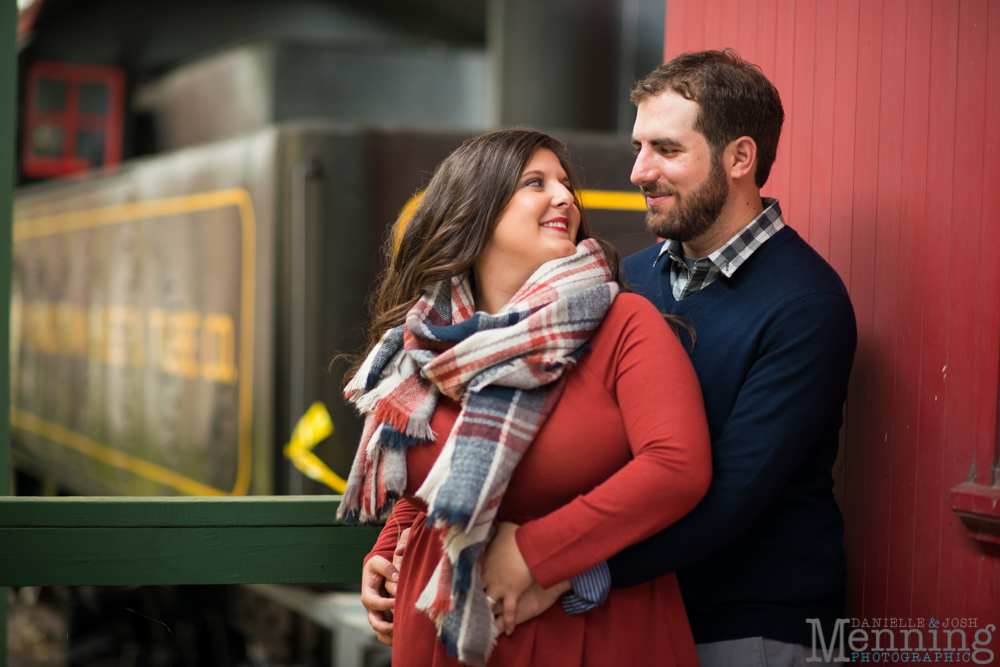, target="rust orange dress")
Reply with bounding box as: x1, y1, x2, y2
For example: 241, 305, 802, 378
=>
365, 294, 711, 667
